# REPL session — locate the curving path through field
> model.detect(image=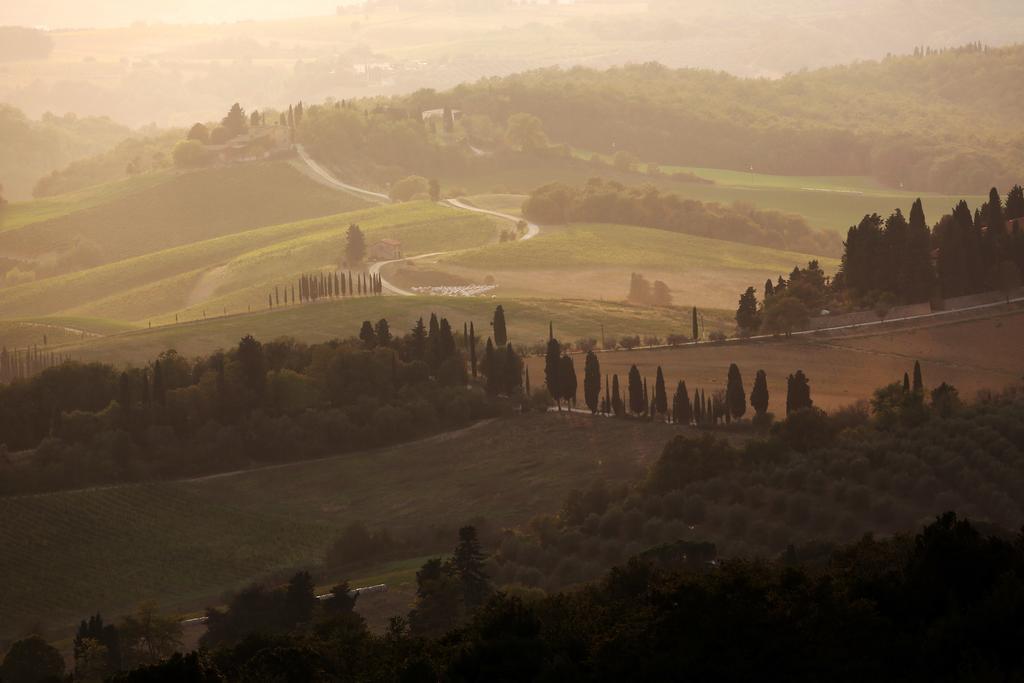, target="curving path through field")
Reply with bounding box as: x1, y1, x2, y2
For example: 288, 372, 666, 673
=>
294, 145, 540, 296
